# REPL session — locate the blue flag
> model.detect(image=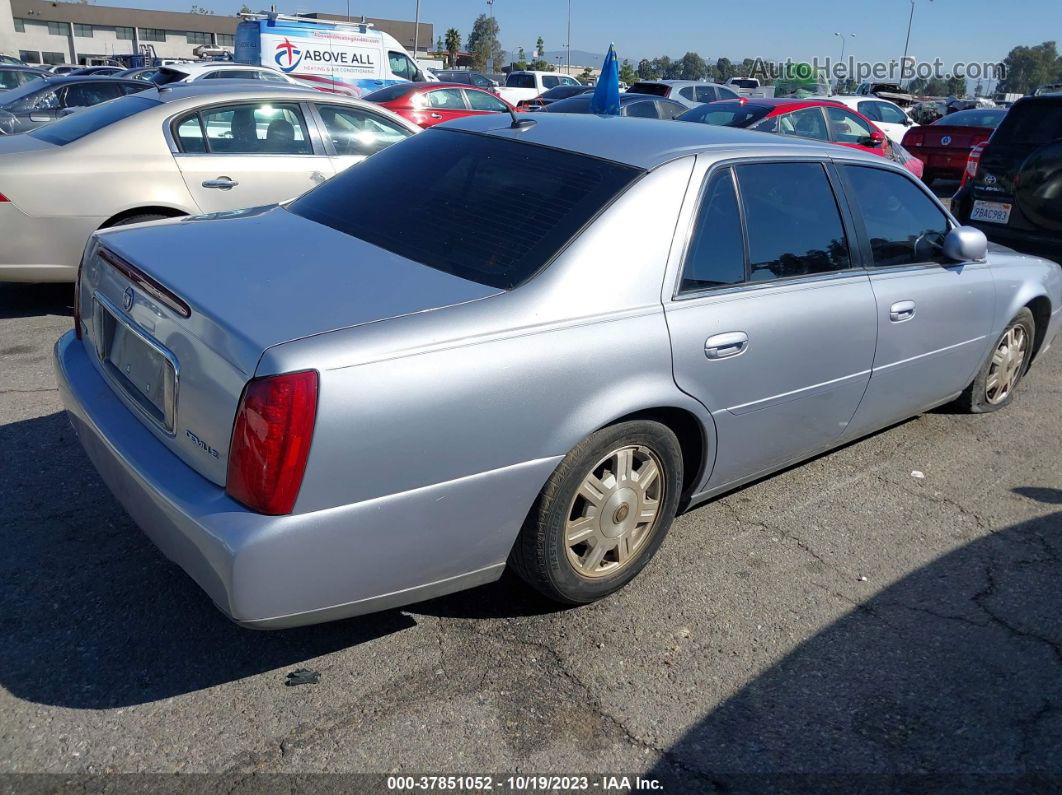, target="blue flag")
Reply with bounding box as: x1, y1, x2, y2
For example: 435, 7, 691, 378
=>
589, 43, 620, 115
